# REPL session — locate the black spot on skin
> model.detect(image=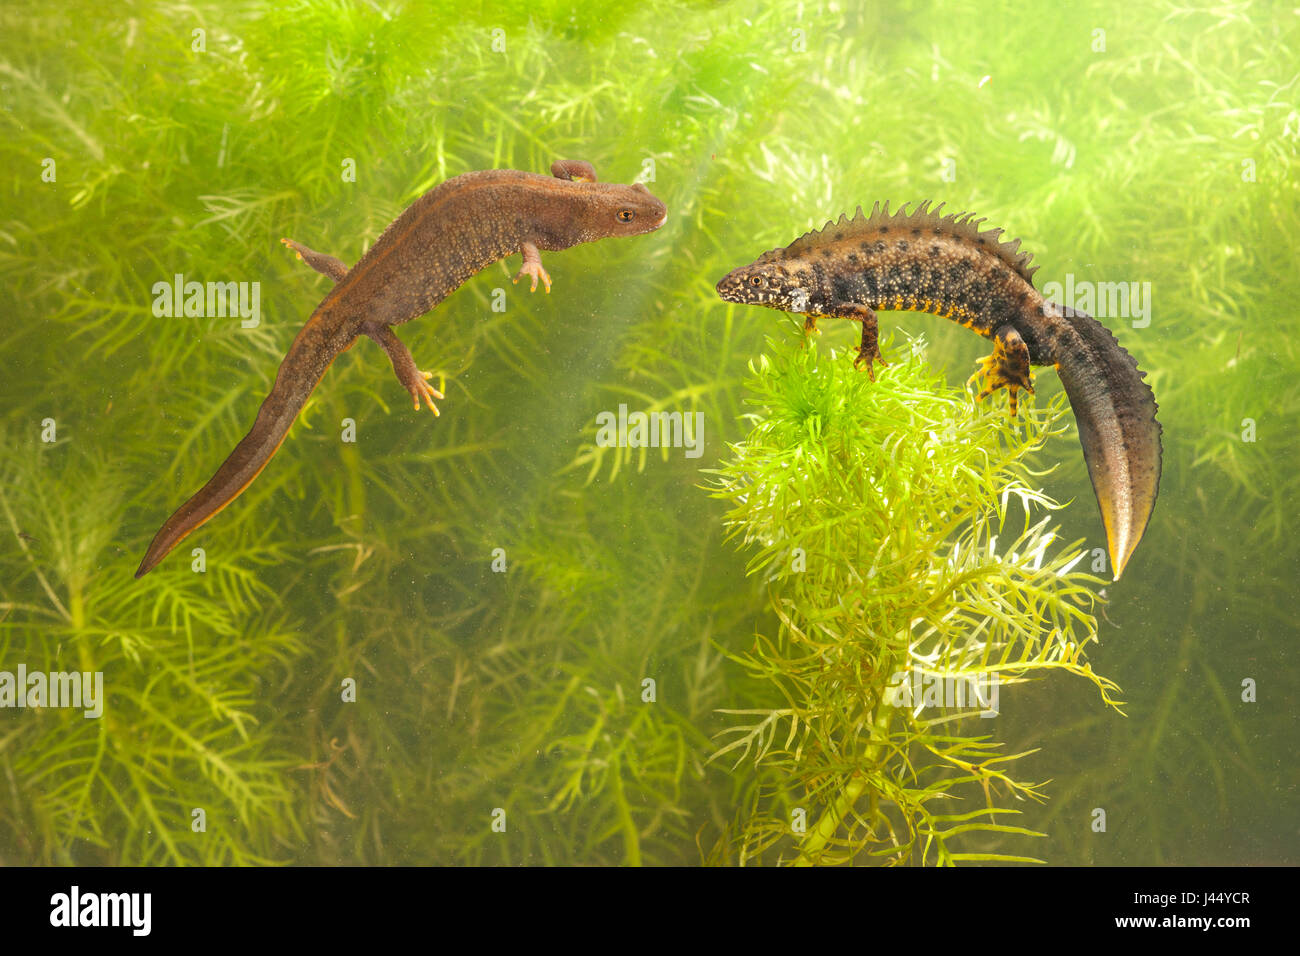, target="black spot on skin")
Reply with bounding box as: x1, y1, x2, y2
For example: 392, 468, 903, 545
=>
863, 272, 880, 298
820, 248, 832, 257
832, 274, 857, 302
860, 241, 871, 252
896, 239, 910, 252
886, 265, 903, 289
911, 228, 921, 237
929, 245, 941, 257
847, 253, 858, 263
946, 263, 966, 285
879, 226, 889, 234
811, 261, 828, 294
834, 231, 844, 240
